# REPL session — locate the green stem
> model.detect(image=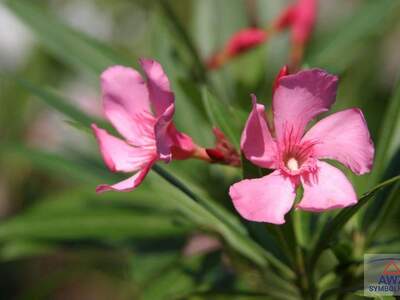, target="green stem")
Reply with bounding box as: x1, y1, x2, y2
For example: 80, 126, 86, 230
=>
290, 215, 316, 300
268, 213, 315, 300
152, 164, 200, 203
